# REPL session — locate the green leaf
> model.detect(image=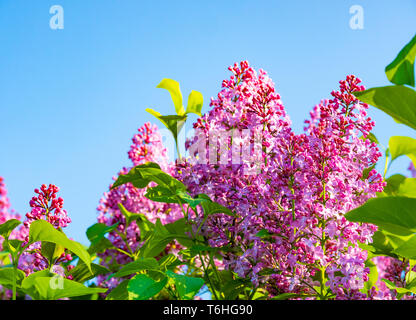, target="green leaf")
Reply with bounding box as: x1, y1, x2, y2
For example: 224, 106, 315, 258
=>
385, 34, 416, 87
364, 259, 378, 292
389, 136, 416, 165
113, 258, 159, 278
0, 219, 21, 238
139, 220, 172, 258
196, 194, 234, 216
166, 270, 204, 300
158, 254, 183, 271
23, 275, 107, 300
1, 238, 23, 259
138, 219, 193, 258
118, 203, 143, 227
105, 279, 130, 300
112, 164, 187, 195
127, 274, 167, 300
189, 244, 215, 255
396, 178, 416, 198
86, 223, 119, 245
382, 278, 414, 295
29, 220, 92, 272
186, 90, 203, 116
145, 108, 186, 144
156, 78, 185, 115
117, 203, 154, 241
407, 270, 416, 284
381, 174, 416, 198
222, 278, 250, 299
176, 191, 207, 208
255, 229, 273, 238
164, 218, 193, 247
140, 168, 187, 191
0, 267, 25, 288
406, 280, 416, 294
0, 250, 12, 265
145, 188, 204, 208
20, 269, 52, 298
41, 241, 65, 266
69, 262, 110, 283
382, 174, 407, 196
360, 229, 408, 259
164, 218, 188, 235
145, 185, 180, 203
87, 237, 114, 255
345, 197, 416, 236
353, 86, 416, 131
111, 162, 161, 189
393, 234, 416, 259
136, 216, 155, 241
